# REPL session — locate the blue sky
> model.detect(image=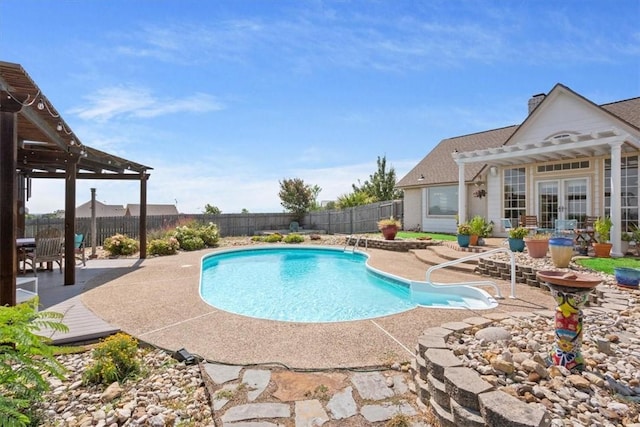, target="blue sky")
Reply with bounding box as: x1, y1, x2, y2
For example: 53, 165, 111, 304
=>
2, 1, 638, 214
